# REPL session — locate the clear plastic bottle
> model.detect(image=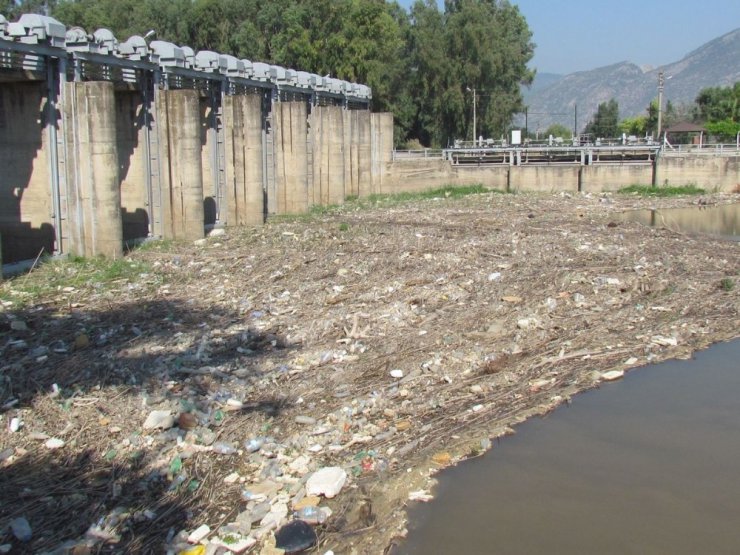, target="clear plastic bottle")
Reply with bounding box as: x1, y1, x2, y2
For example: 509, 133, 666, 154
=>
295, 506, 326, 525
212, 441, 237, 455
